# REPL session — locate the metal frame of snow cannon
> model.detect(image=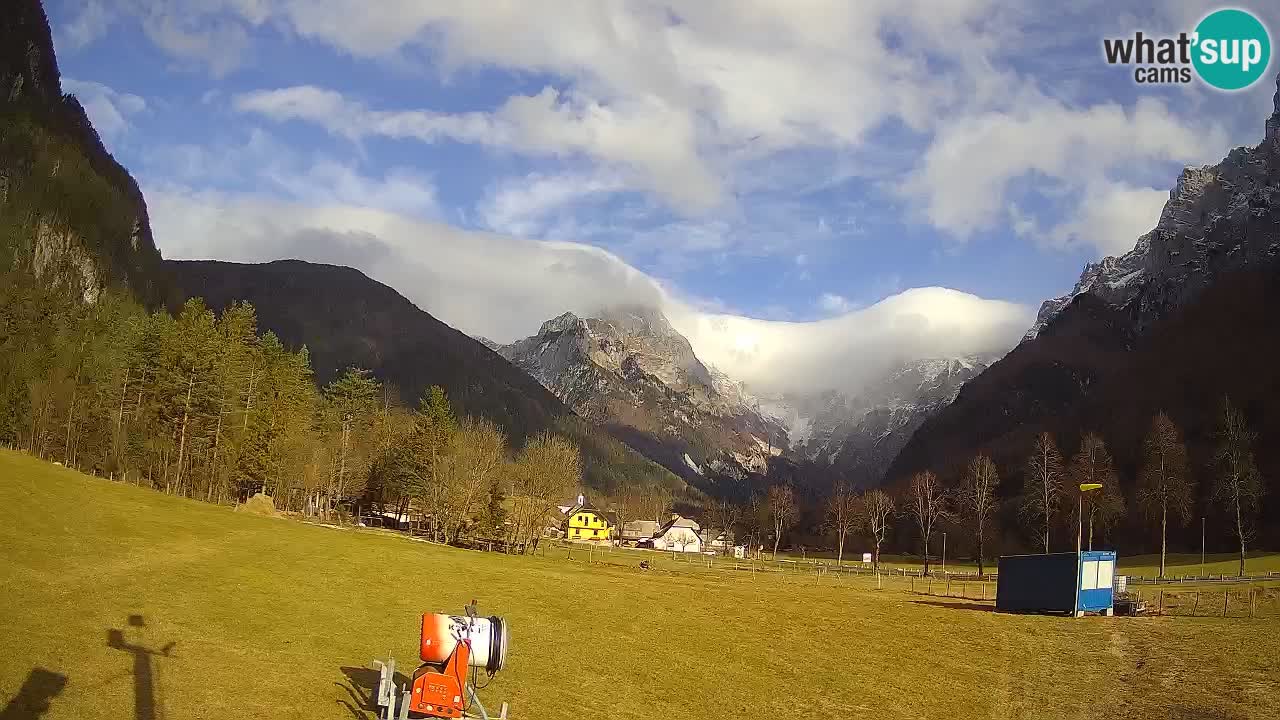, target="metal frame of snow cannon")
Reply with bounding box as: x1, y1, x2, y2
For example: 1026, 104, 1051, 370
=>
372, 602, 509, 720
